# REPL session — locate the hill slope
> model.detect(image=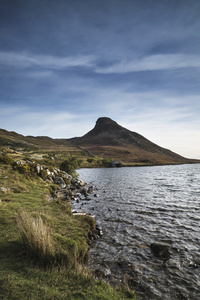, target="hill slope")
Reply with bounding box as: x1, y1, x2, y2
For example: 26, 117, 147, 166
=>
0, 117, 199, 166
69, 117, 198, 165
